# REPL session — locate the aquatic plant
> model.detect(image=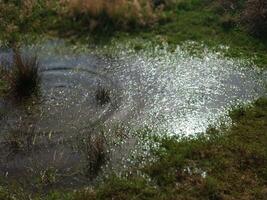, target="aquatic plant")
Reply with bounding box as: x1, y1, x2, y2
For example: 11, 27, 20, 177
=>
1, 49, 41, 100
95, 87, 111, 106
